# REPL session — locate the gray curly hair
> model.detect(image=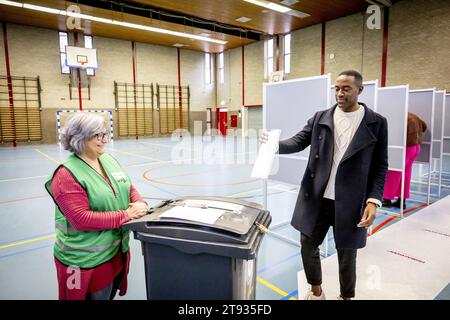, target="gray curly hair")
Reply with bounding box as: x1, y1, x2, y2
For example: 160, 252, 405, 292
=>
60, 113, 105, 155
